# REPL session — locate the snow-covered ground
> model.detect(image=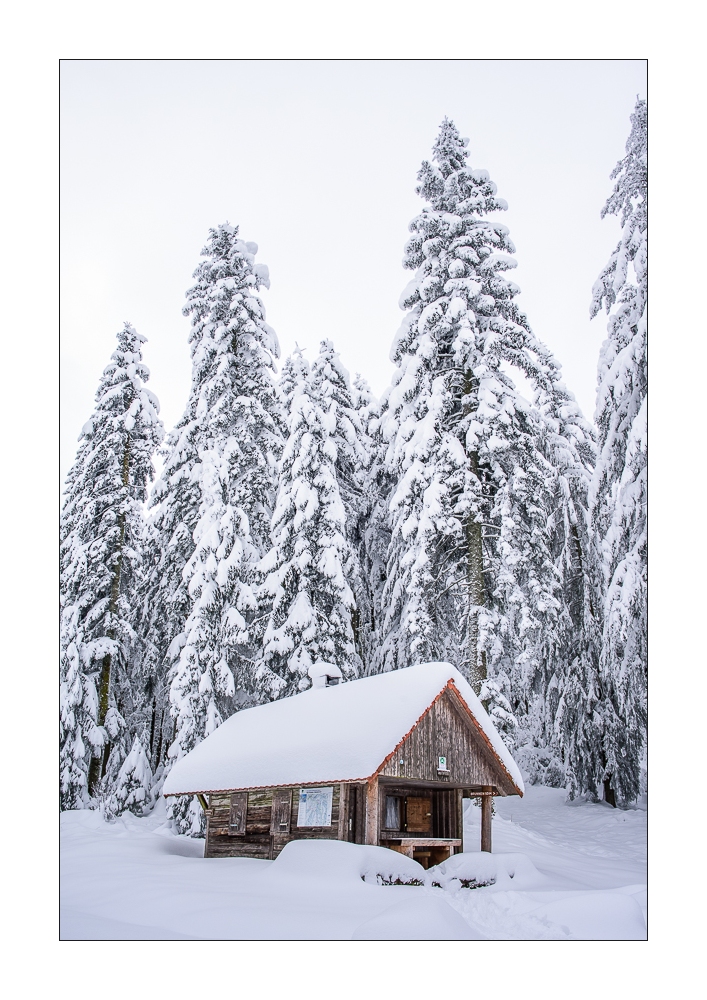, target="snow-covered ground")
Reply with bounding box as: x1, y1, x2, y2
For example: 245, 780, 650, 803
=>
60, 784, 646, 940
